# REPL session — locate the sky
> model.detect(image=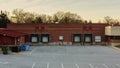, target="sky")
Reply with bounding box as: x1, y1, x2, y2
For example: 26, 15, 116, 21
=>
0, 0, 120, 22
